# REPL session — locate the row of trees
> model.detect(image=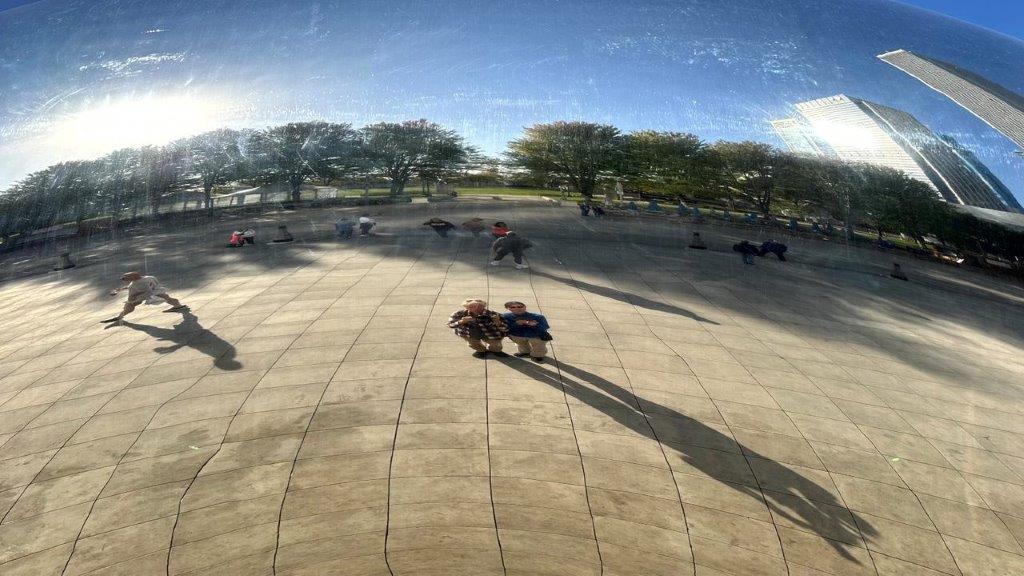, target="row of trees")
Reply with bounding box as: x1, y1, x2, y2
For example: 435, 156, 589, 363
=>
2, 119, 1022, 263
507, 122, 1024, 261
0, 119, 471, 239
